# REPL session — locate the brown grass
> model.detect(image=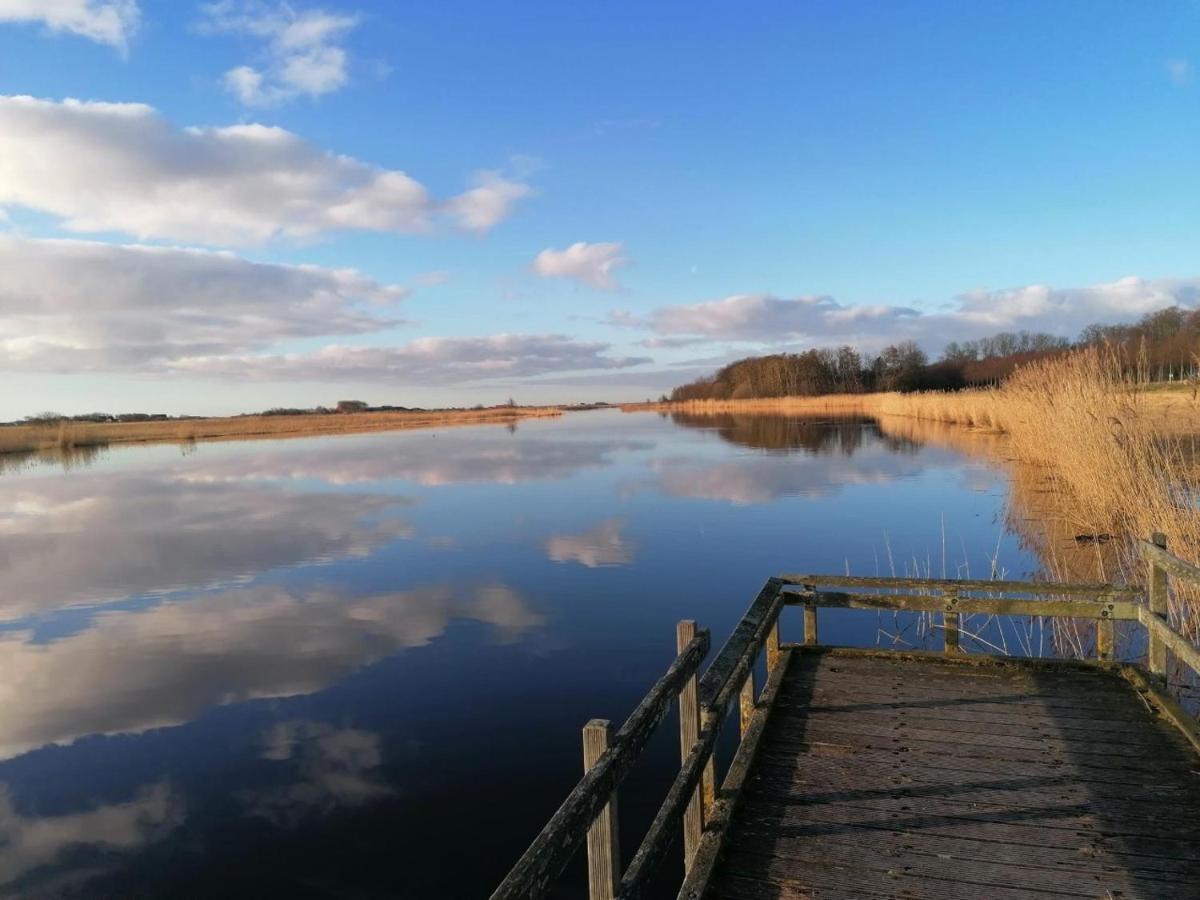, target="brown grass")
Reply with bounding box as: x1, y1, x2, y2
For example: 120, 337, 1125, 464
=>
0, 406, 563, 456
633, 349, 1200, 636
